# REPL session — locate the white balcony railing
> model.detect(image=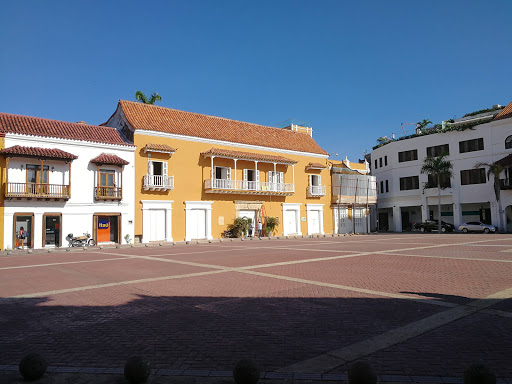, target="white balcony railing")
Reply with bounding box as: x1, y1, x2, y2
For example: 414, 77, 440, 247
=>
204, 178, 294, 195
144, 174, 174, 191
307, 185, 326, 197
